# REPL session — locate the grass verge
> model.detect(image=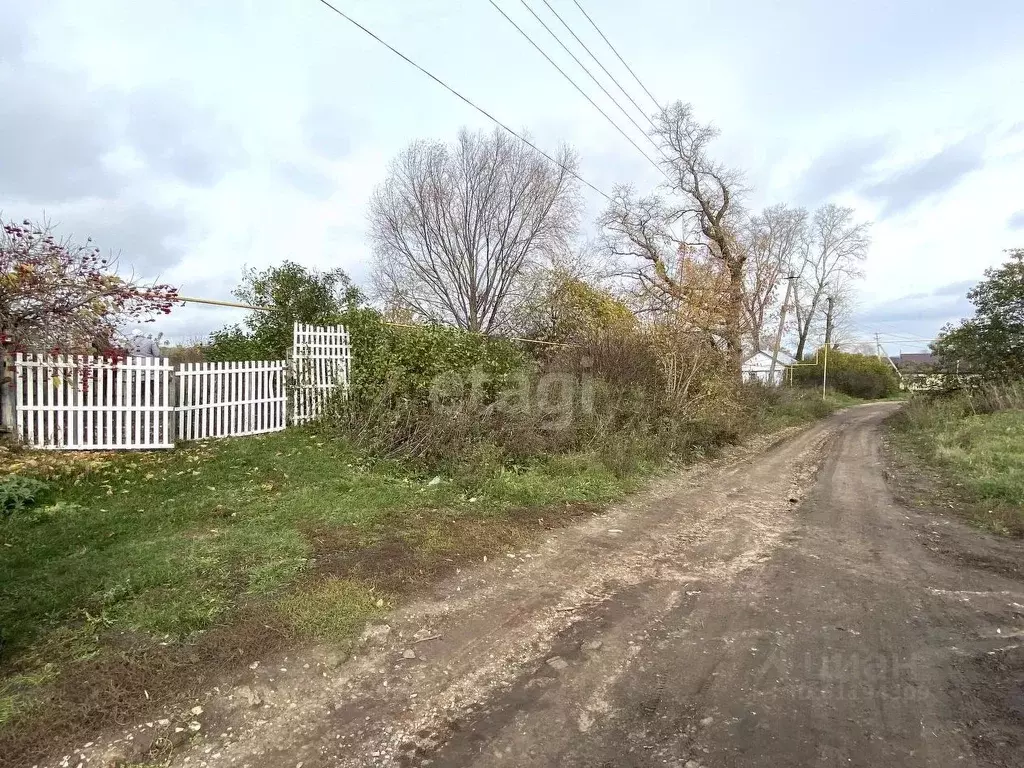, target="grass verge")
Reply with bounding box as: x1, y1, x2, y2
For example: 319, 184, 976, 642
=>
0, 389, 843, 765
888, 396, 1024, 537
750, 388, 863, 432
0, 430, 637, 765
